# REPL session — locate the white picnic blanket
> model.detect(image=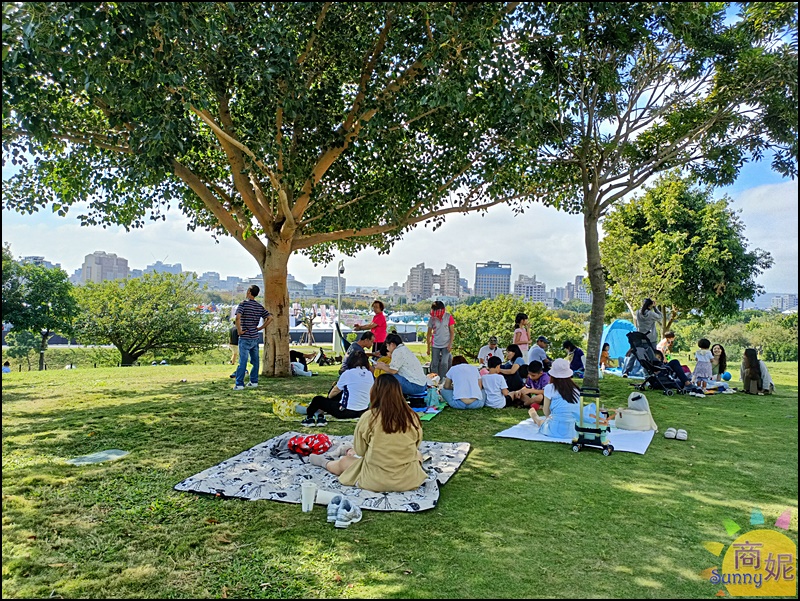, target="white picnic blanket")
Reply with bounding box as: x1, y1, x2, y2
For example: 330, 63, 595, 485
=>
495, 419, 655, 454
